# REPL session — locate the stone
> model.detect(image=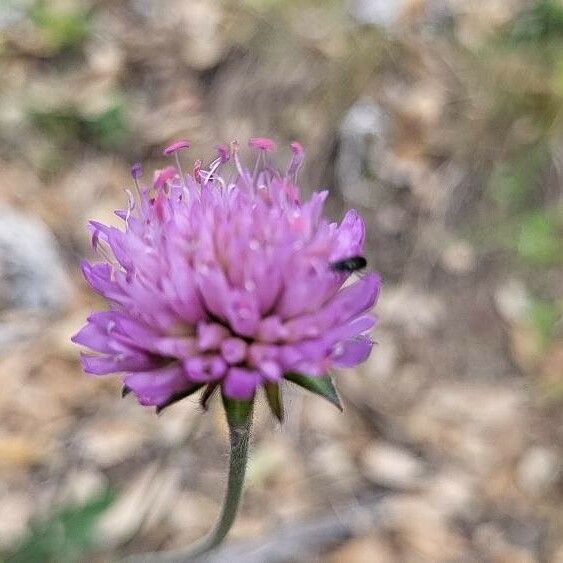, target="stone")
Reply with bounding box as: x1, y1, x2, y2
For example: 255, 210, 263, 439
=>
336, 99, 392, 208
58, 469, 108, 506
0, 492, 33, 549
378, 285, 445, 336
517, 447, 560, 497
425, 469, 477, 518
0, 206, 71, 312
310, 443, 359, 484
495, 279, 530, 325
361, 442, 426, 489
382, 495, 467, 560
440, 239, 477, 275
329, 535, 397, 562
350, 0, 406, 28
78, 419, 149, 467
474, 523, 538, 563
